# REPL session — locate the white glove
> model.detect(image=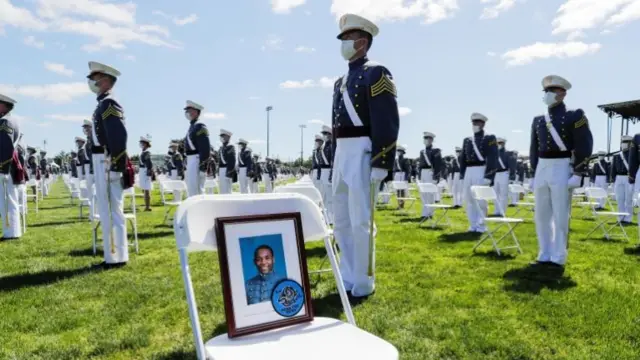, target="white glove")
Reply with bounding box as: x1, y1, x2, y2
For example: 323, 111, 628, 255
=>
370, 168, 388, 183
567, 175, 581, 189
529, 179, 534, 190
483, 178, 492, 186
